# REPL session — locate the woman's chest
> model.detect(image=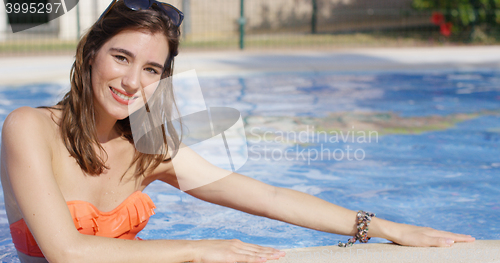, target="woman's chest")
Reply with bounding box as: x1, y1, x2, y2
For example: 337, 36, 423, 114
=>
50, 138, 145, 212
